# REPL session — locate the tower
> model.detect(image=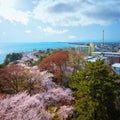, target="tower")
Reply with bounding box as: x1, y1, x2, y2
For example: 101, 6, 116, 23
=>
102, 30, 104, 47
89, 42, 95, 55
